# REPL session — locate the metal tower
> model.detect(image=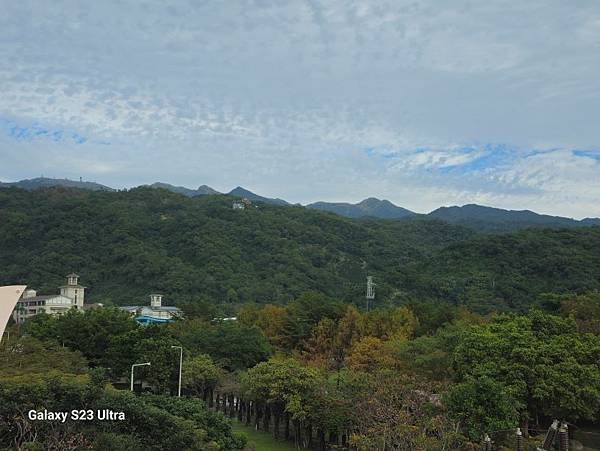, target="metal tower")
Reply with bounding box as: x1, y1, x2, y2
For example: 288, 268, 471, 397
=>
366, 276, 375, 312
